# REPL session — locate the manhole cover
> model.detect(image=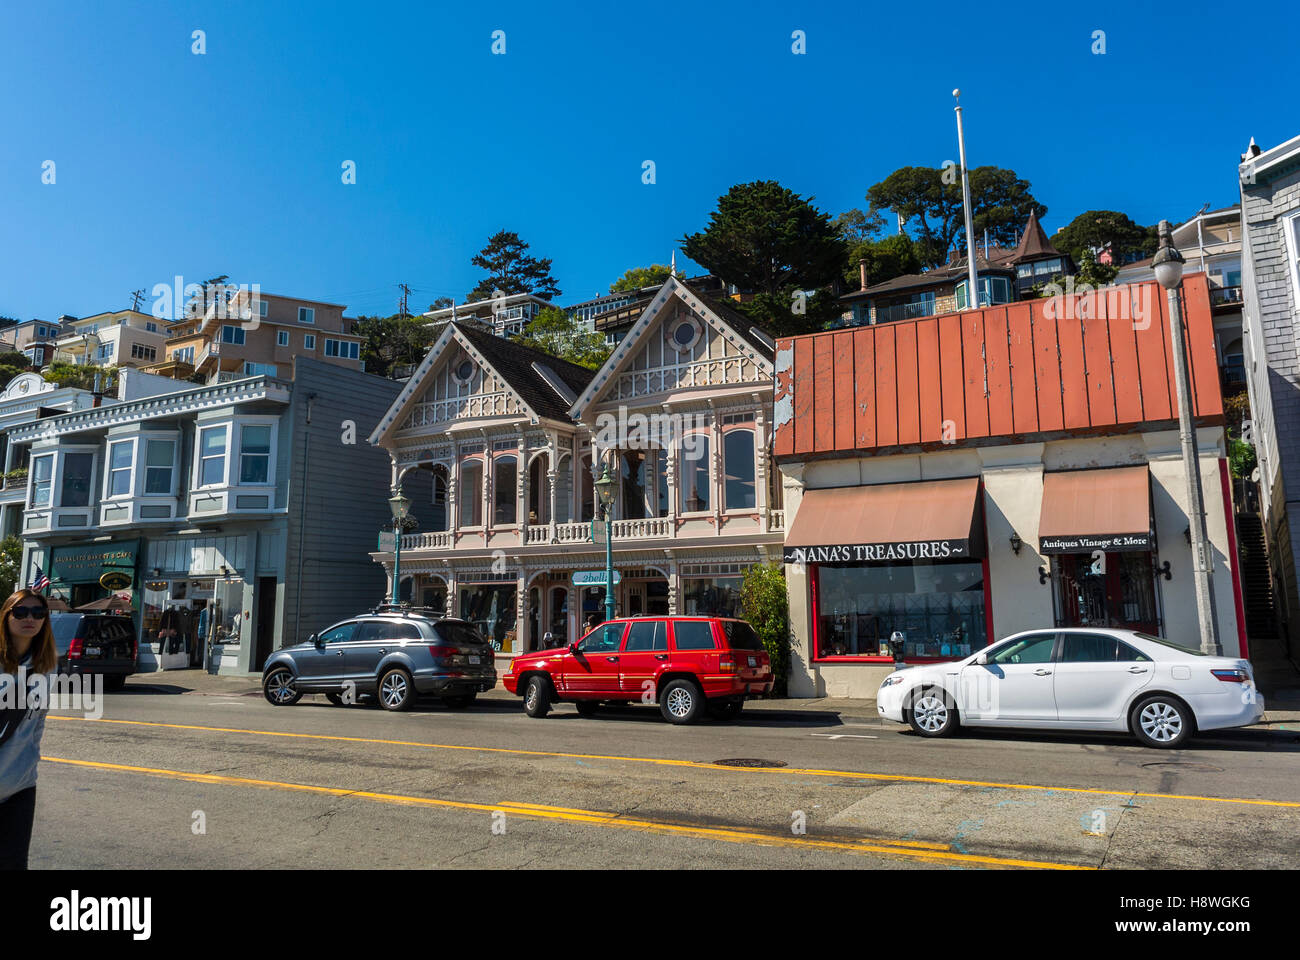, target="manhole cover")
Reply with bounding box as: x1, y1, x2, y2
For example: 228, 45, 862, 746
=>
1140, 761, 1224, 772
713, 758, 787, 768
